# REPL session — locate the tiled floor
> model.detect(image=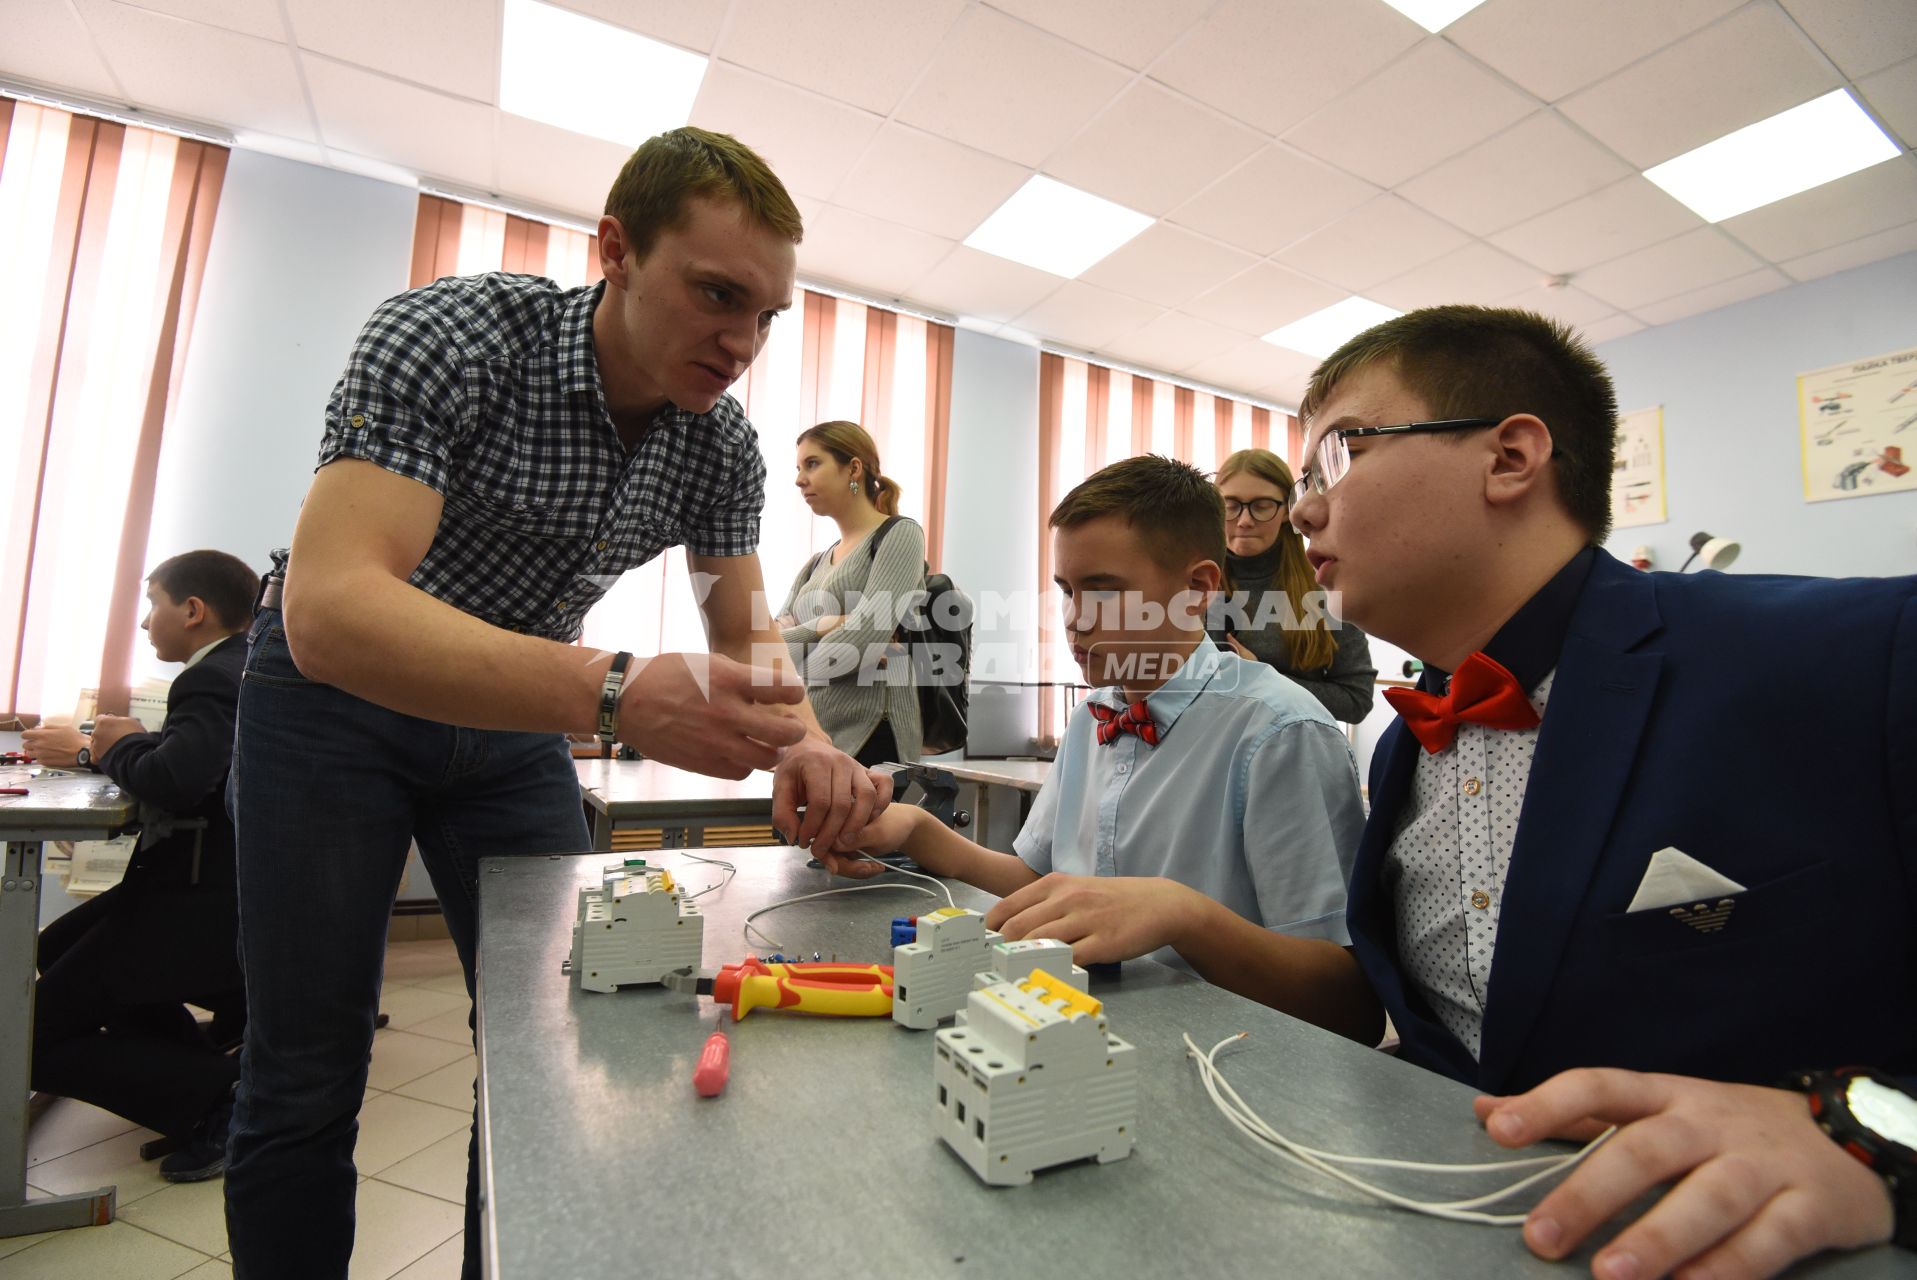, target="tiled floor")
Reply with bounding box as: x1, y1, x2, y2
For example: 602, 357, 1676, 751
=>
6, 939, 474, 1279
